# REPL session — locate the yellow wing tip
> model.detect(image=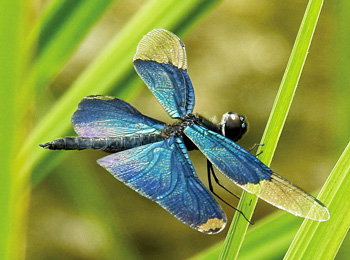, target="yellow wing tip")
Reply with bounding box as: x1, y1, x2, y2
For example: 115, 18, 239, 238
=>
197, 217, 226, 234
133, 29, 187, 69
241, 179, 331, 222
306, 204, 330, 222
